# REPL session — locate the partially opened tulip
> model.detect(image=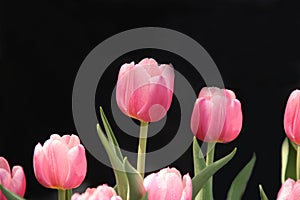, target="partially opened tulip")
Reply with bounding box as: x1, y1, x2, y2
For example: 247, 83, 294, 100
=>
277, 178, 300, 200
116, 58, 174, 122
190, 87, 243, 143
71, 184, 122, 200
33, 134, 87, 190
284, 89, 300, 145
0, 157, 26, 200
144, 167, 192, 200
